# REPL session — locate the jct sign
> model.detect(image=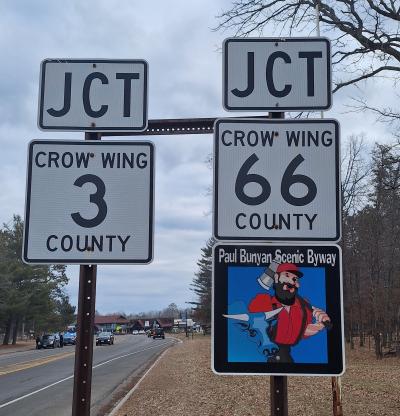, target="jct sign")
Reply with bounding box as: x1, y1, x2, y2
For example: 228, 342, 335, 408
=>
38, 59, 148, 131
223, 38, 331, 111
213, 119, 341, 241
23, 140, 154, 264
